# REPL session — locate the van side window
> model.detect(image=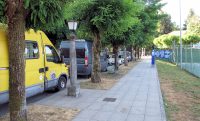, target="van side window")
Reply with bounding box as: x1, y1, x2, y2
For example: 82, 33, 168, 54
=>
25, 41, 39, 59
76, 49, 85, 58
45, 46, 60, 63
61, 48, 85, 58
61, 48, 69, 58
